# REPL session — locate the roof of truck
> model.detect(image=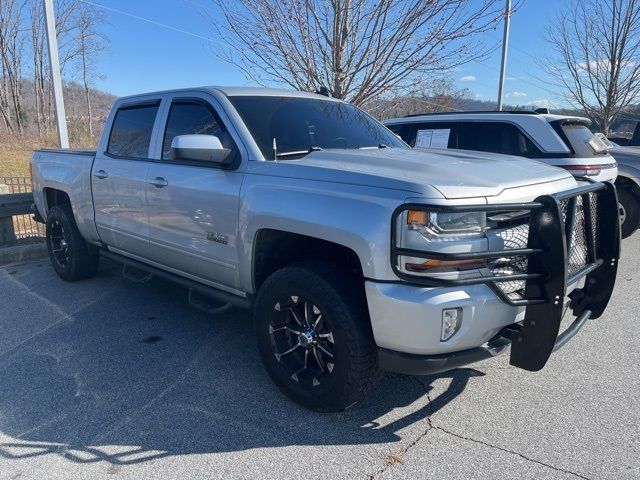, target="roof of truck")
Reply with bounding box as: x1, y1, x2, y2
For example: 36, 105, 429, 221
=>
117, 86, 338, 102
